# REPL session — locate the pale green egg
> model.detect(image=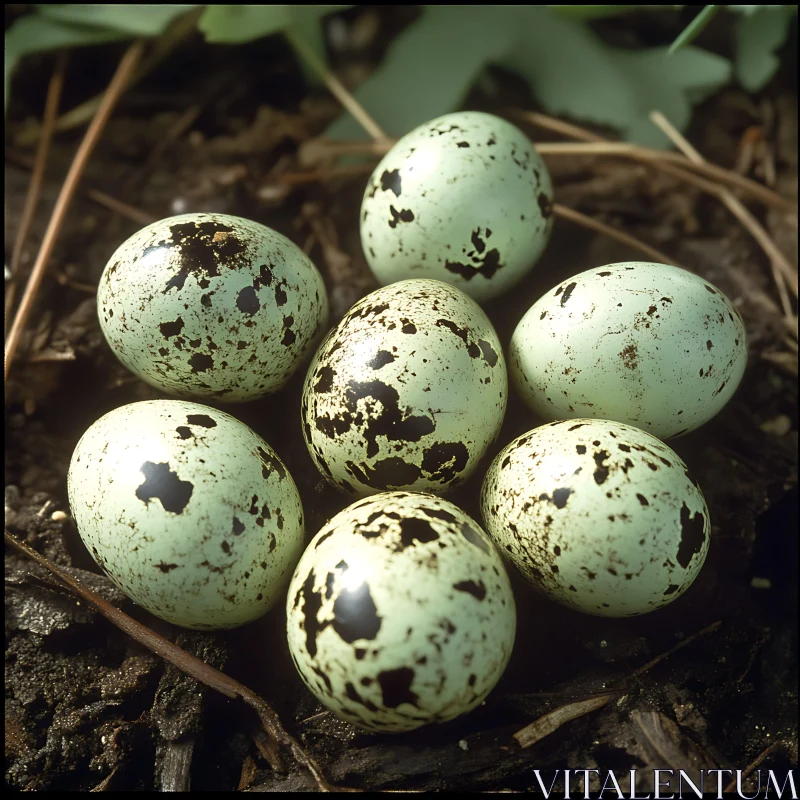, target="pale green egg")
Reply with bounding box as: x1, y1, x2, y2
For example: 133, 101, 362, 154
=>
98, 213, 328, 402
68, 399, 305, 629
360, 111, 553, 304
510, 262, 747, 439
286, 491, 516, 732
481, 419, 710, 617
301, 279, 507, 496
